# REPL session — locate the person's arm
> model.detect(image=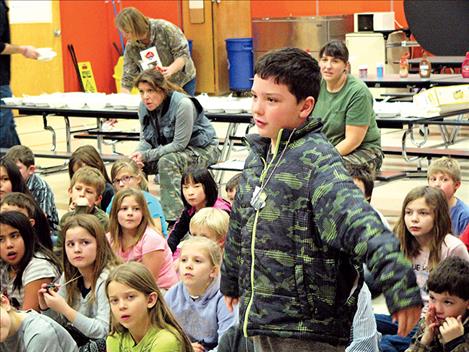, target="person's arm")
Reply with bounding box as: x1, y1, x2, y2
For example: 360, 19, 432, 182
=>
335, 124, 369, 156
140, 98, 195, 163
310, 141, 421, 336
167, 209, 191, 252
22, 278, 54, 311
141, 250, 166, 281
160, 56, 186, 79
0, 43, 39, 58
159, 20, 191, 77
72, 277, 110, 339
121, 43, 141, 91
214, 294, 237, 349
